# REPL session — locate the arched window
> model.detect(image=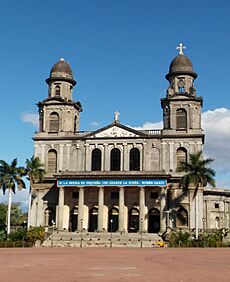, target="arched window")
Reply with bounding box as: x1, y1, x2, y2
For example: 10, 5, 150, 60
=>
91, 148, 102, 171
110, 148, 121, 171
49, 112, 59, 132
55, 85, 60, 96
129, 148, 140, 171
178, 79, 185, 93
176, 207, 188, 227
47, 149, 57, 173
176, 147, 187, 168
176, 108, 187, 129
